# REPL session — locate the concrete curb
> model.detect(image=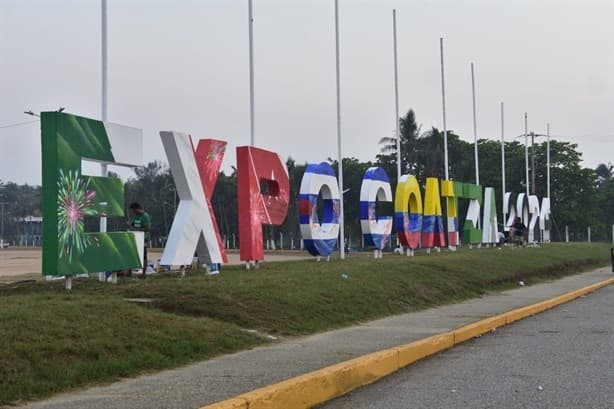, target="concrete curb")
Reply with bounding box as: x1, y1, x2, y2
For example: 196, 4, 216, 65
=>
201, 277, 614, 409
